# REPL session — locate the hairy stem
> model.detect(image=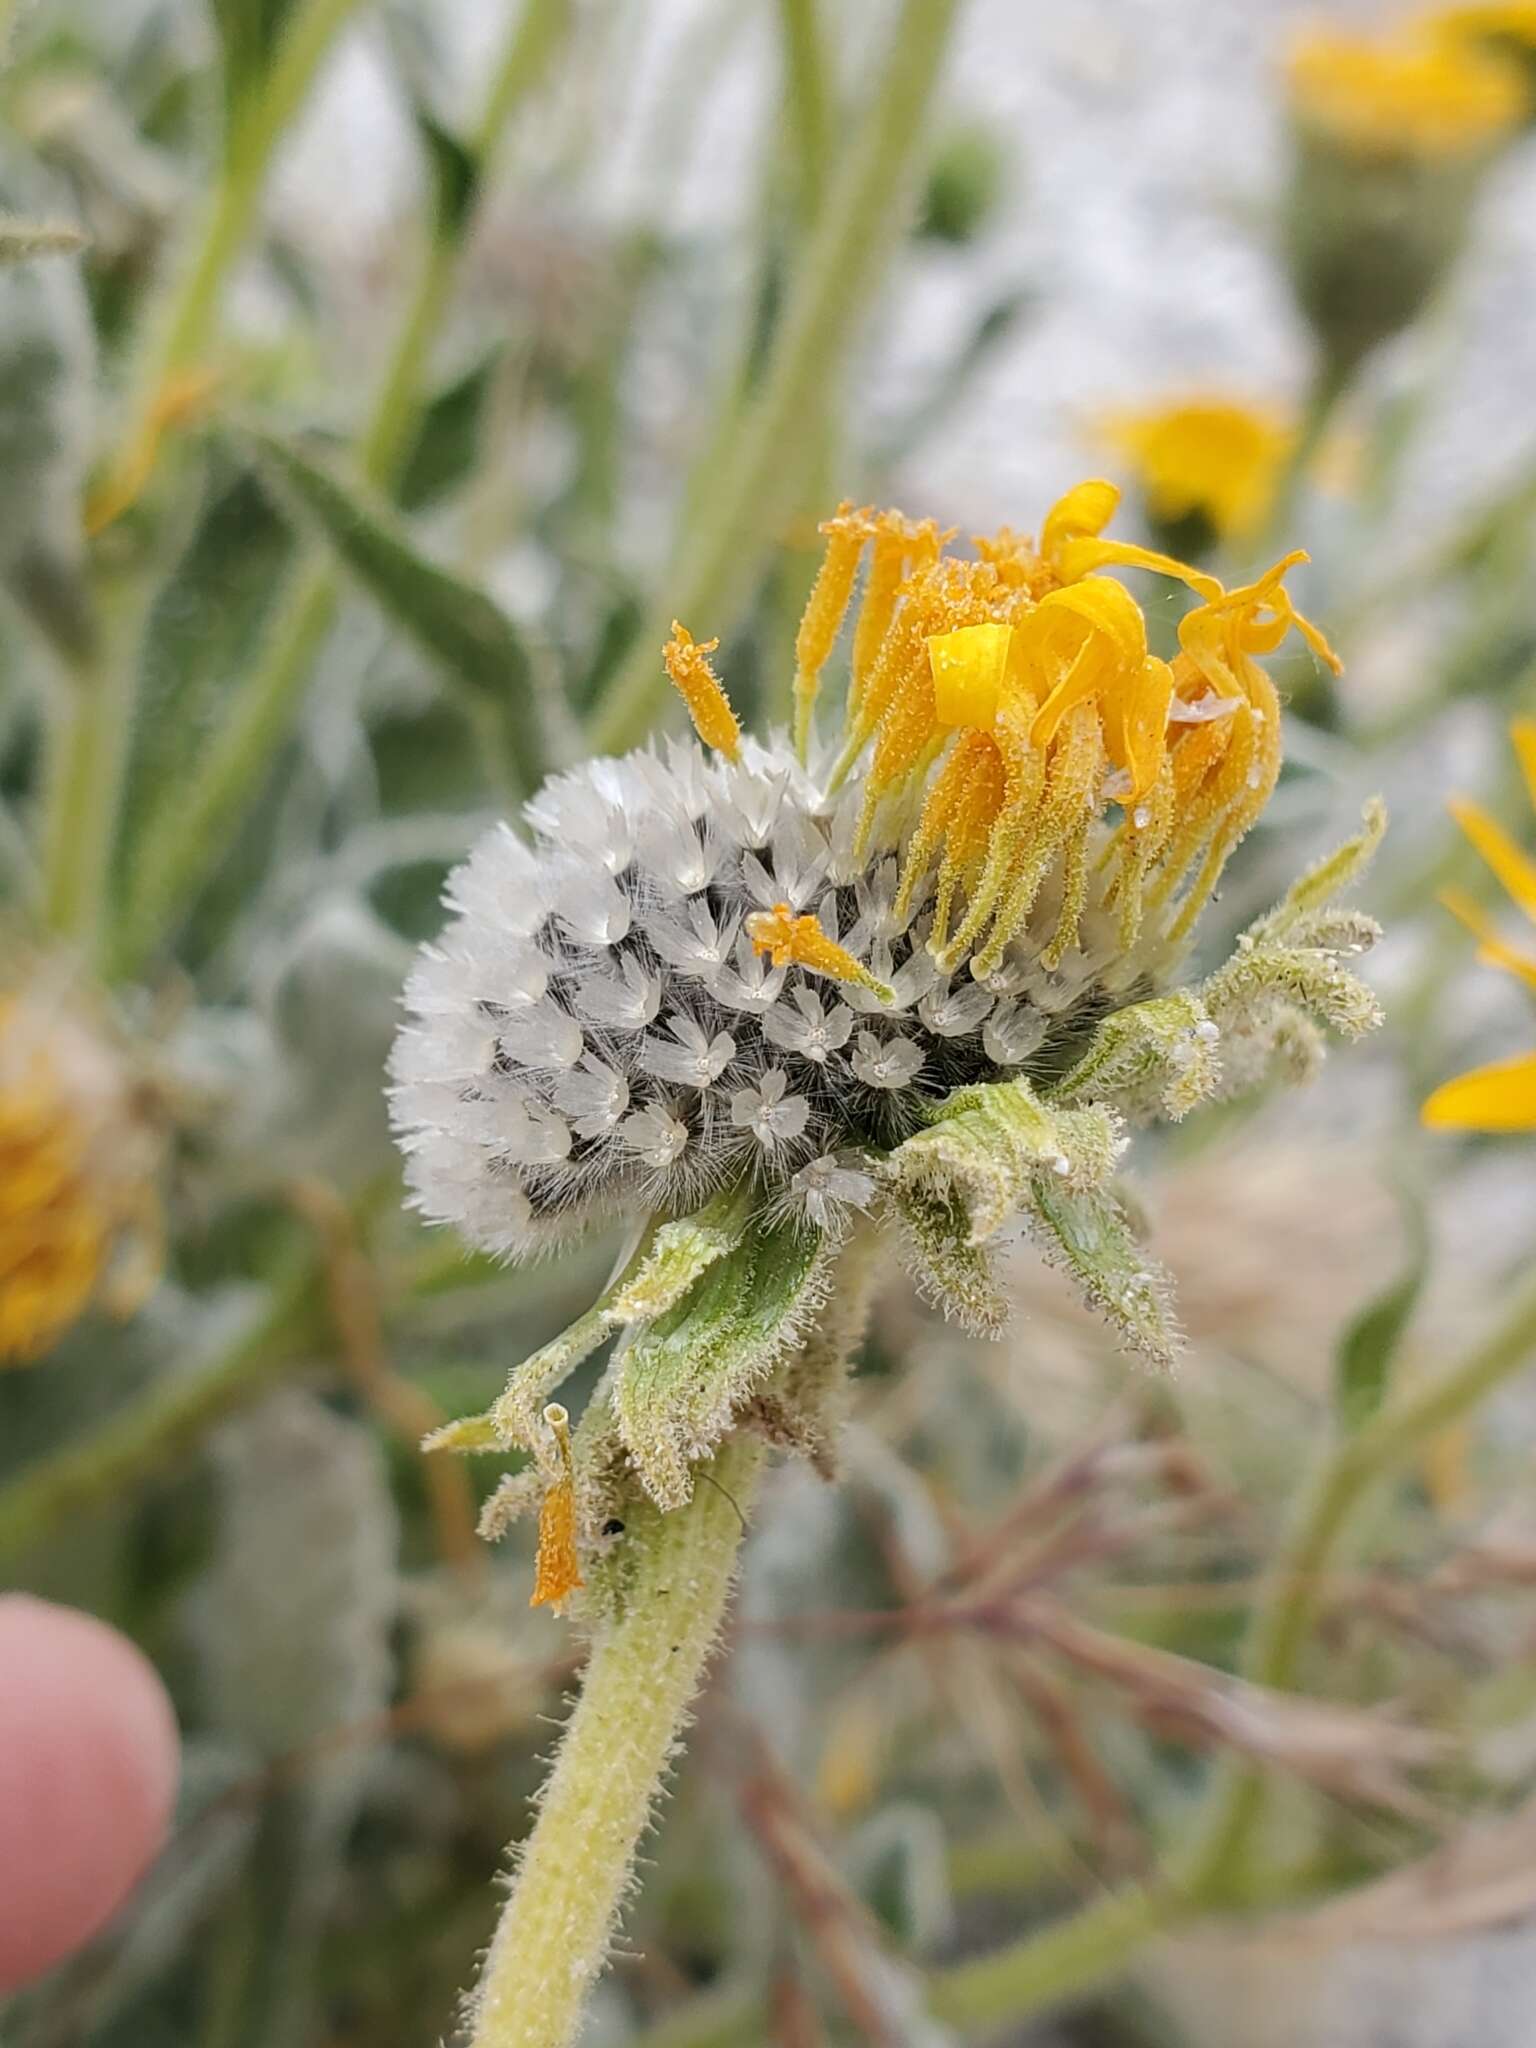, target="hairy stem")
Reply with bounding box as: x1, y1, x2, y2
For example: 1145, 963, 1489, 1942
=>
467, 1436, 763, 2048
925, 1258, 1536, 2026
591, 0, 960, 755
